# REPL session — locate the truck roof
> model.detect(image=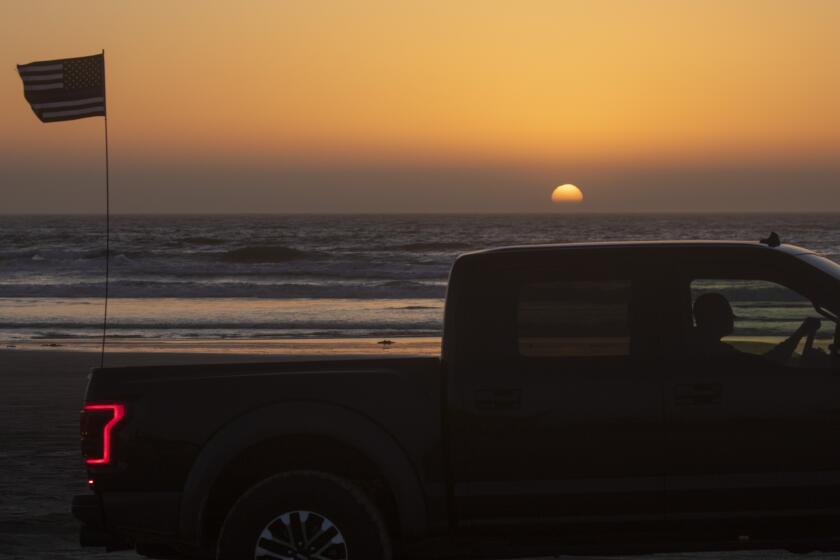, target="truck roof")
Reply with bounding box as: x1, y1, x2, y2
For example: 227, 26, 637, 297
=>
462, 240, 815, 259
